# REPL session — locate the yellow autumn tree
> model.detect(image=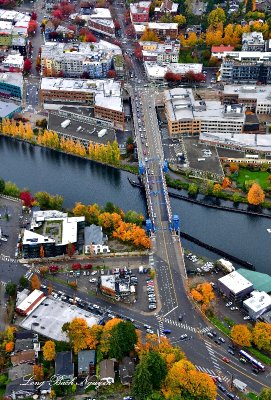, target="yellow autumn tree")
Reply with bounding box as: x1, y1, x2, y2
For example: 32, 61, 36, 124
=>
163, 359, 216, 400
252, 322, 271, 352
141, 28, 160, 42
99, 318, 122, 355
231, 324, 252, 347
43, 340, 56, 361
